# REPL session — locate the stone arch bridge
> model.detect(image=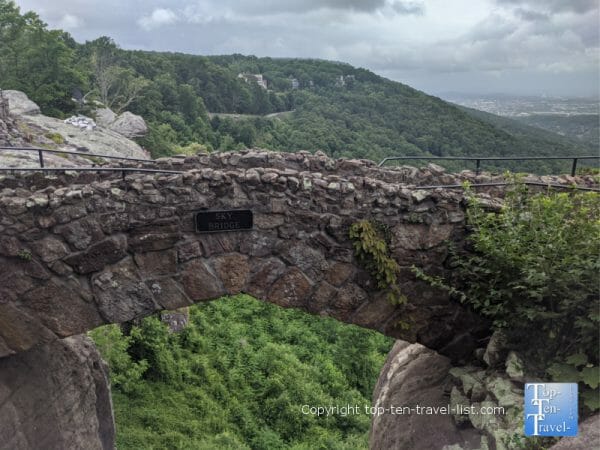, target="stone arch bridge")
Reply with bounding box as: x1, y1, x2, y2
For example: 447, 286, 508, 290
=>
0, 150, 593, 362
0, 150, 596, 449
